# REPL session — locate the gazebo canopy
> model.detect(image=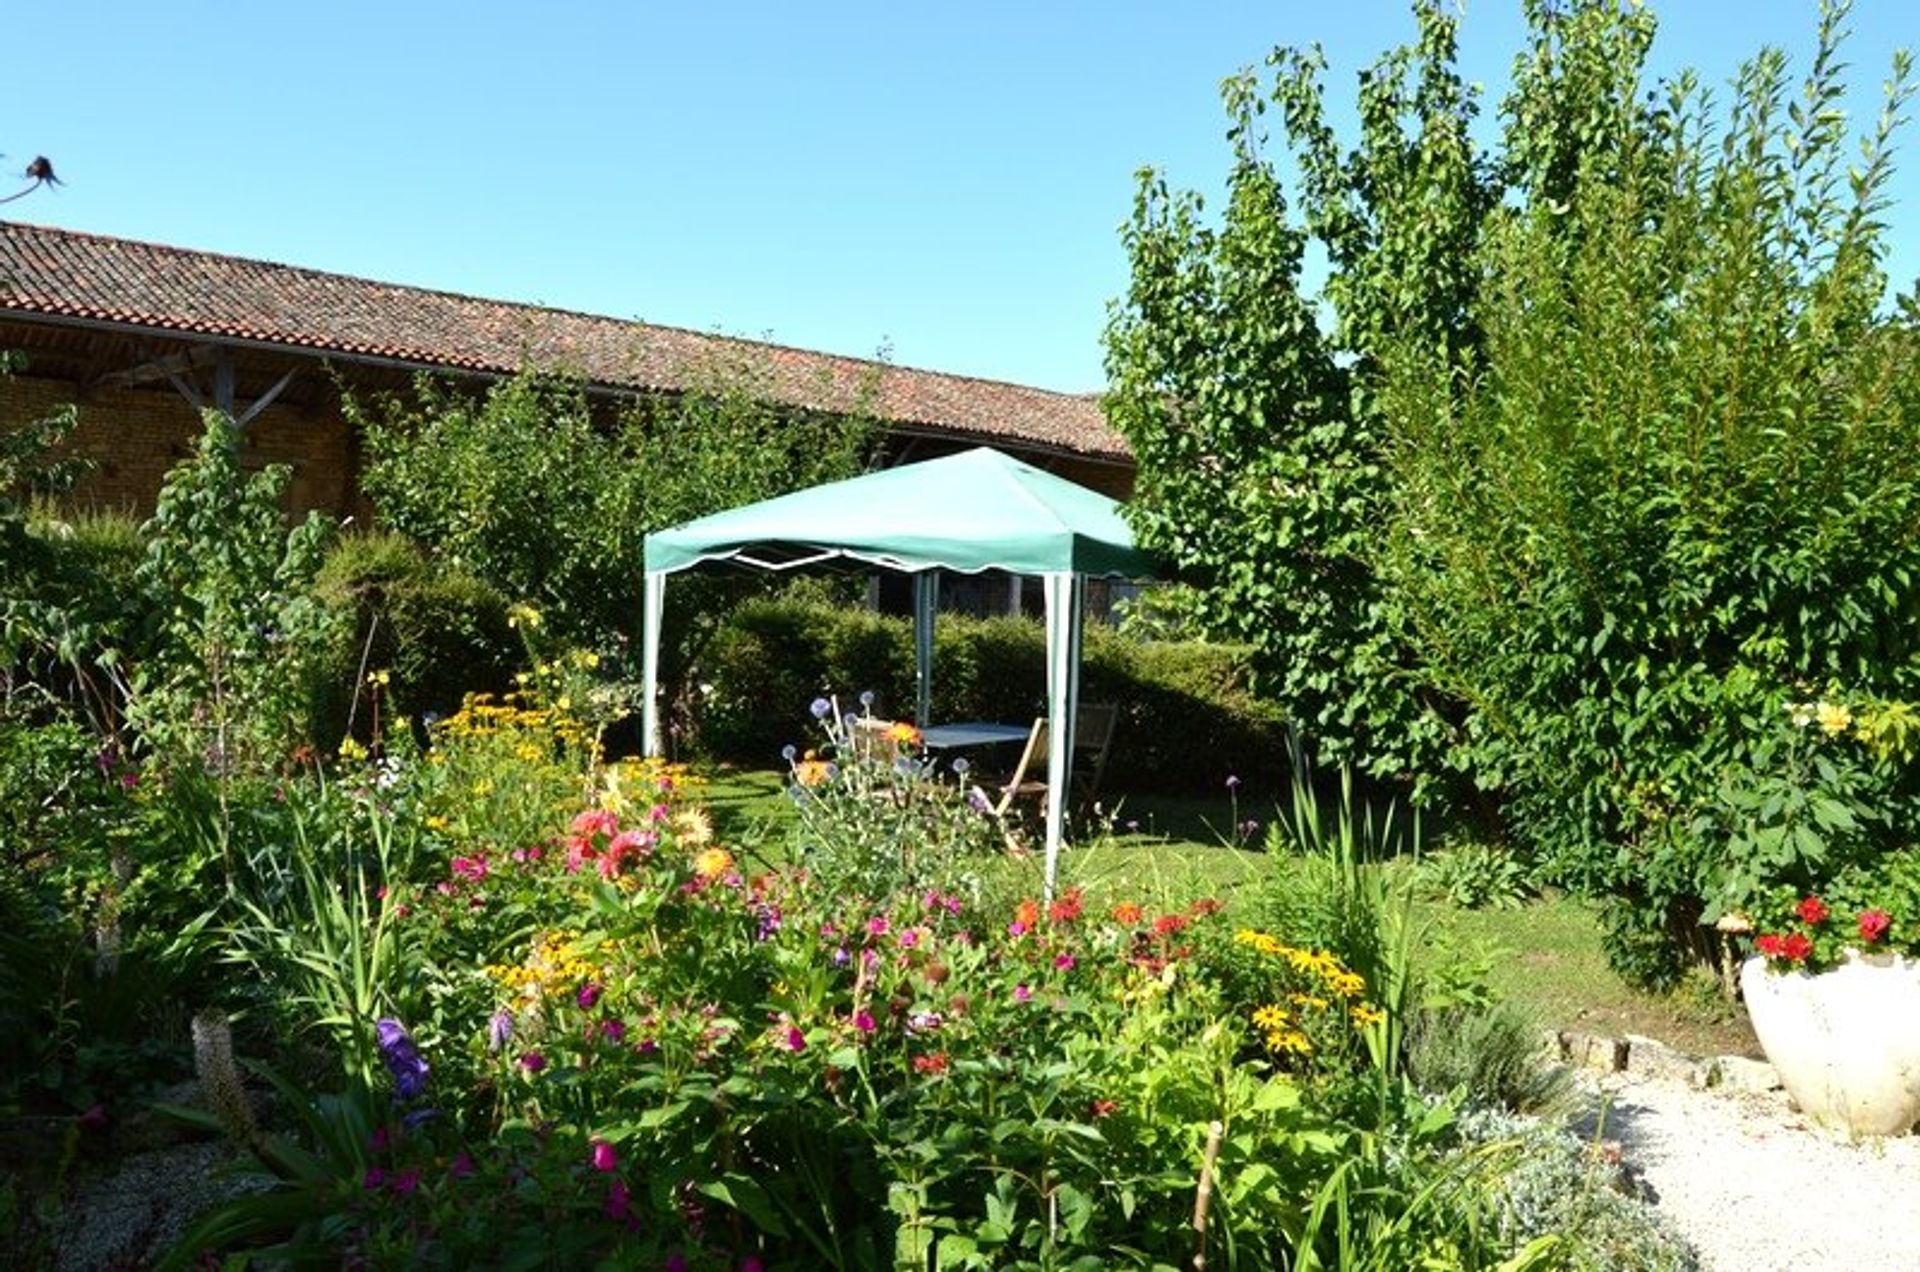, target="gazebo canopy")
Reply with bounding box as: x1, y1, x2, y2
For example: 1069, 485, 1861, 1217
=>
640, 447, 1157, 895
643, 446, 1155, 579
